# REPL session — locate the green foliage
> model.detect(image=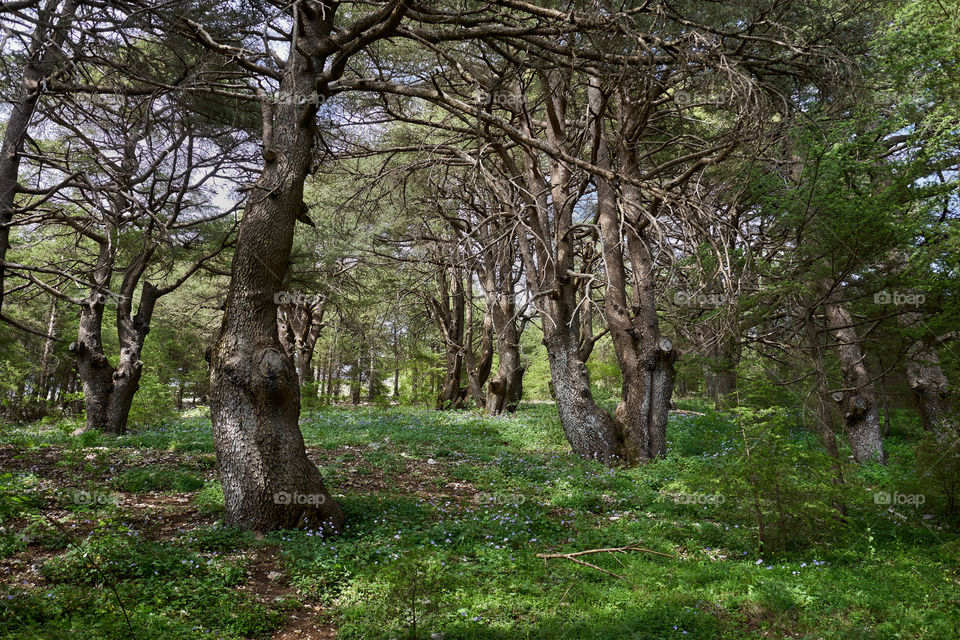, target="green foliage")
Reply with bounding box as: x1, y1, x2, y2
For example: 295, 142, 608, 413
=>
193, 481, 225, 514
114, 465, 204, 493
12, 526, 285, 639
378, 550, 453, 640
180, 524, 256, 552
301, 381, 326, 411
127, 372, 177, 428
519, 325, 552, 401
0, 360, 28, 415
664, 408, 851, 554
3, 406, 960, 639
723, 408, 849, 553
0, 473, 43, 523
915, 433, 960, 523
41, 532, 200, 585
